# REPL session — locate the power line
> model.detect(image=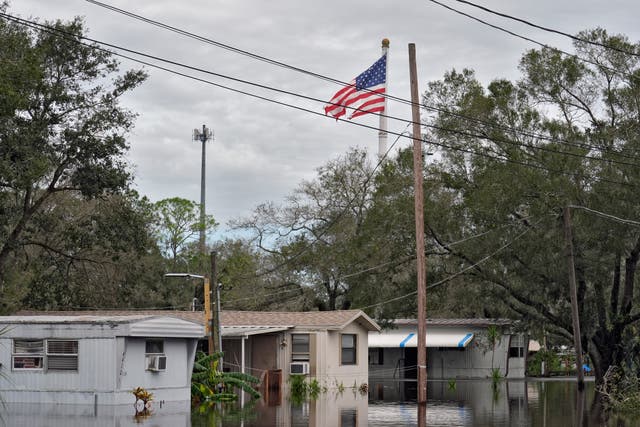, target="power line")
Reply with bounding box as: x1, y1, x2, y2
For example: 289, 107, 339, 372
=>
7, 11, 640, 179
336, 217, 535, 281
421, 104, 640, 163
5, 13, 638, 283
356, 214, 549, 311
3, 14, 636, 190
449, 0, 640, 58
568, 205, 640, 226
426, 0, 637, 81
426, 121, 640, 171
85, 0, 350, 88
6, 13, 639, 191
85, 0, 640, 163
